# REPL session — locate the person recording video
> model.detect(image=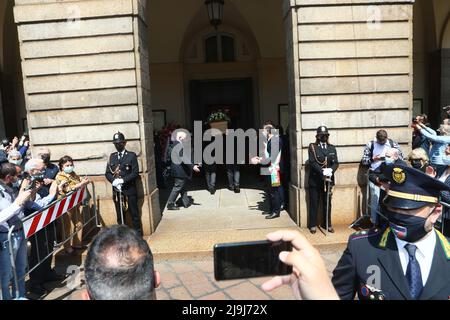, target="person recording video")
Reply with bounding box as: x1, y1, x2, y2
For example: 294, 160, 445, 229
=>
19, 158, 65, 296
